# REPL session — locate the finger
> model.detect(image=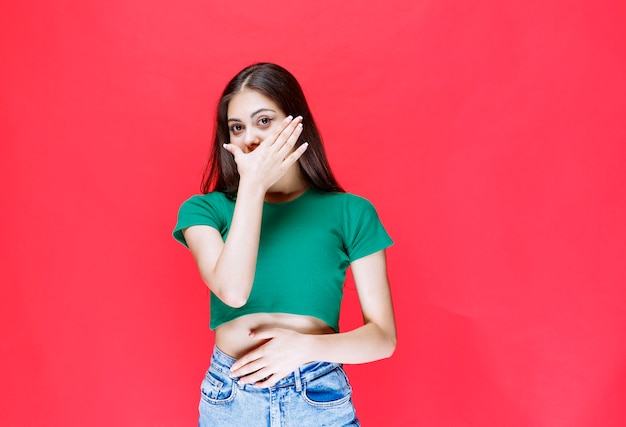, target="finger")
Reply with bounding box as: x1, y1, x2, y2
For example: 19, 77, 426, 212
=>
254, 373, 283, 389
222, 143, 243, 158
231, 358, 267, 379
276, 123, 304, 159
262, 115, 294, 148
248, 328, 279, 340
238, 366, 271, 384
240, 368, 277, 387
230, 346, 265, 372
269, 116, 302, 150
281, 142, 309, 167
